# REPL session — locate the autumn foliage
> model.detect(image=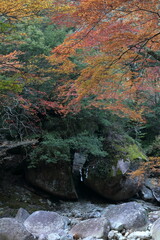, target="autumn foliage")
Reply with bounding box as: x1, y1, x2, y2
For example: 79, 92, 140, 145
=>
48, 0, 160, 120
0, 0, 58, 21
0, 51, 23, 73
0, 0, 159, 122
